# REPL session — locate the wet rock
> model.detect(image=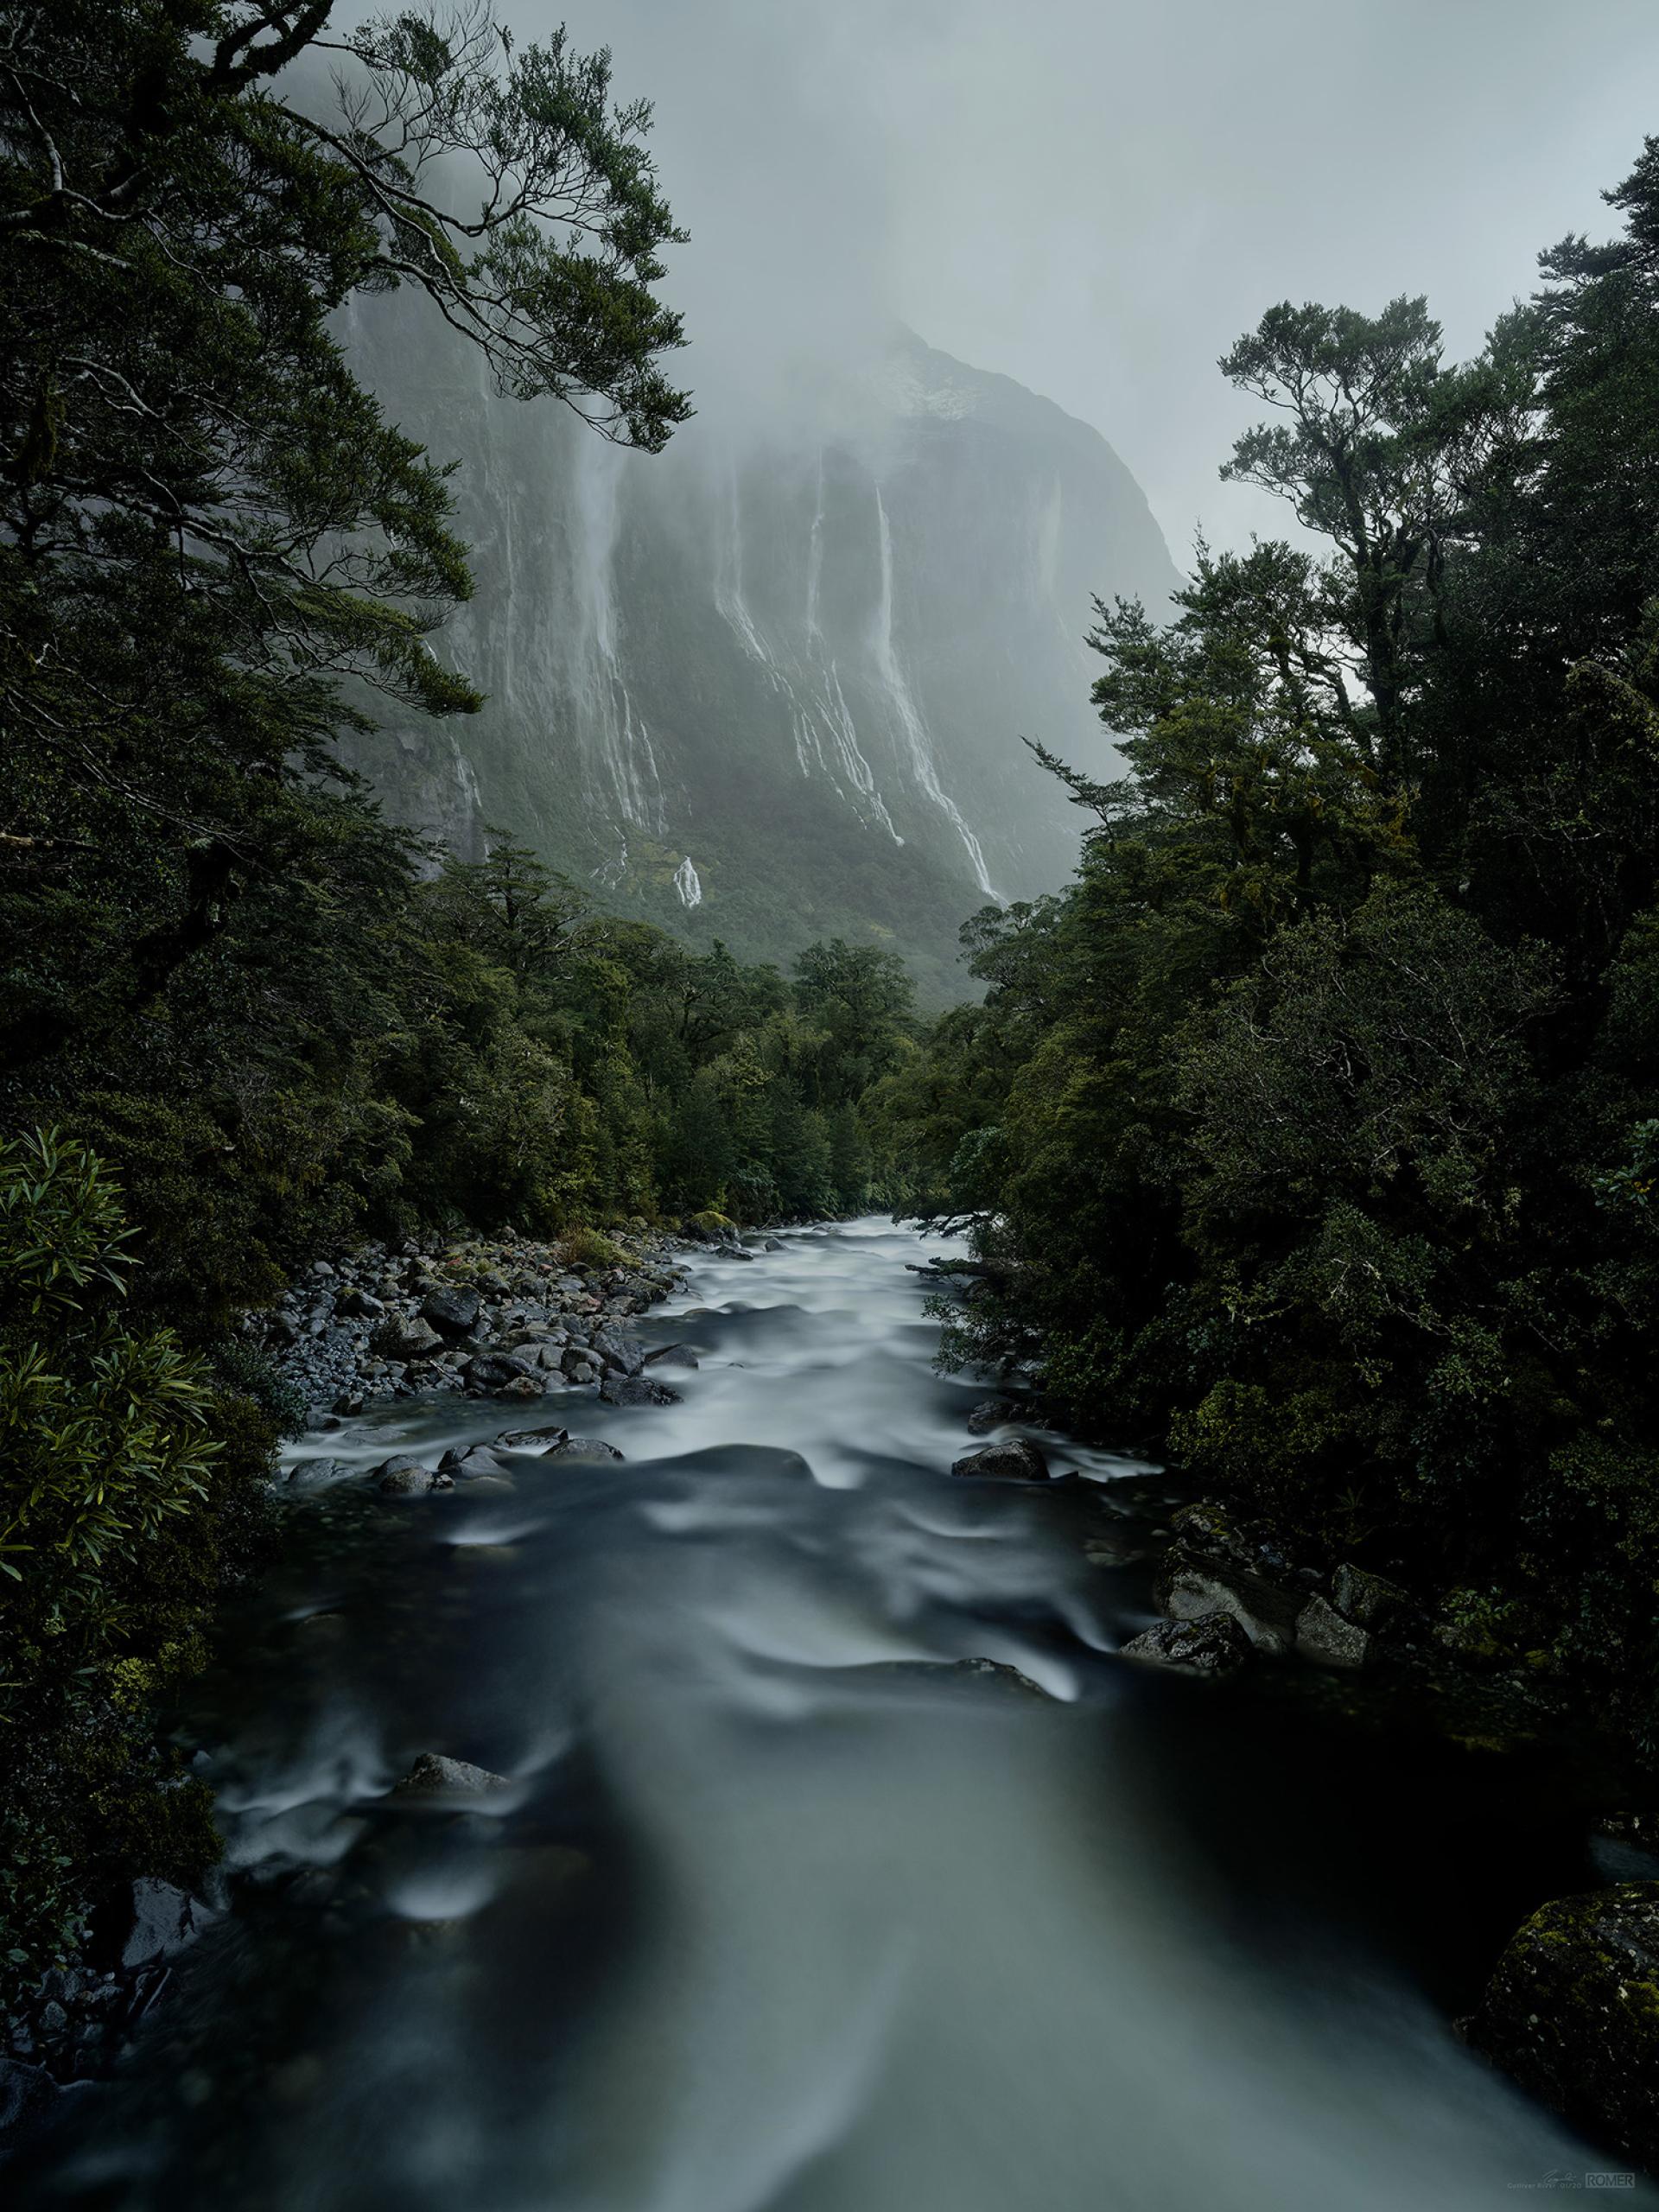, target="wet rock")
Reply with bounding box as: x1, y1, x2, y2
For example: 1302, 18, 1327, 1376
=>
373, 1457, 451, 1496
494, 1425, 569, 1451
120, 1878, 220, 1971
438, 1446, 510, 1479
372, 1315, 444, 1363
965, 1396, 1021, 1435
463, 1352, 518, 1392
1157, 1560, 1297, 1656
1470, 1882, 1659, 2167
422, 1284, 482, 1338
1295, 1592, 1372, 1669
1120, 1612, 1253, 1678
644, 1343, 700, 1370
499, 1374, 545, 1401
1331, 1562, 1408, 1630
544, 1437, 625, 1462
286, 1456, 353, 1485
950, 1438, 1050, 1481
599, 1372, 680, 1408
0, 2058, 94, 2153
591, 1330, 645, 1376
949, 1656, 1049, 1697
391, 1752, 511, 1796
